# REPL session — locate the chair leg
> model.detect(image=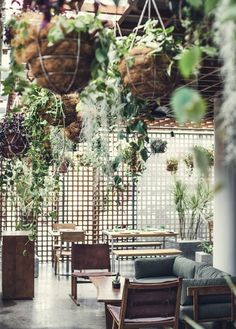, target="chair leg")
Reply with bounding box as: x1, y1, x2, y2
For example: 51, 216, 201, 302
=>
54, 256, 58, 275
70, 275, 80, 306
112, 320, 118, 329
